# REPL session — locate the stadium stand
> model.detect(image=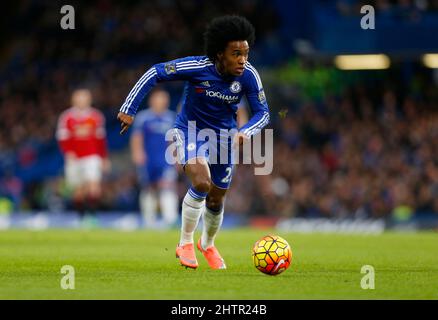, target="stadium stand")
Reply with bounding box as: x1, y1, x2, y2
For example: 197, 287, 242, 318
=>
0, 0, 437, 225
